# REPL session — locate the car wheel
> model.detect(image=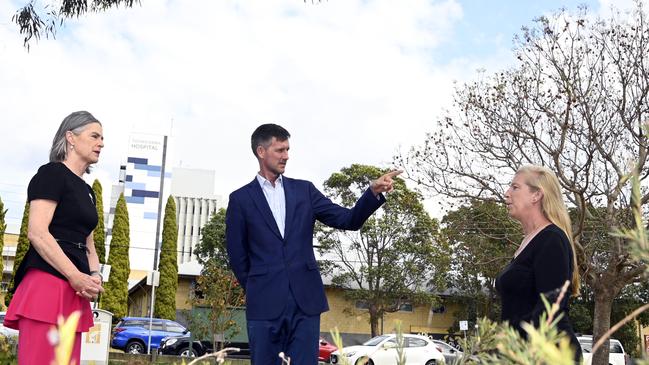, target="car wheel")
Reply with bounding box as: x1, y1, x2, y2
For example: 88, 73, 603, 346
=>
355, 358, 373, 365
126, 340, 146, 354
425, 360, 438, 365
179, 346, 197, 357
